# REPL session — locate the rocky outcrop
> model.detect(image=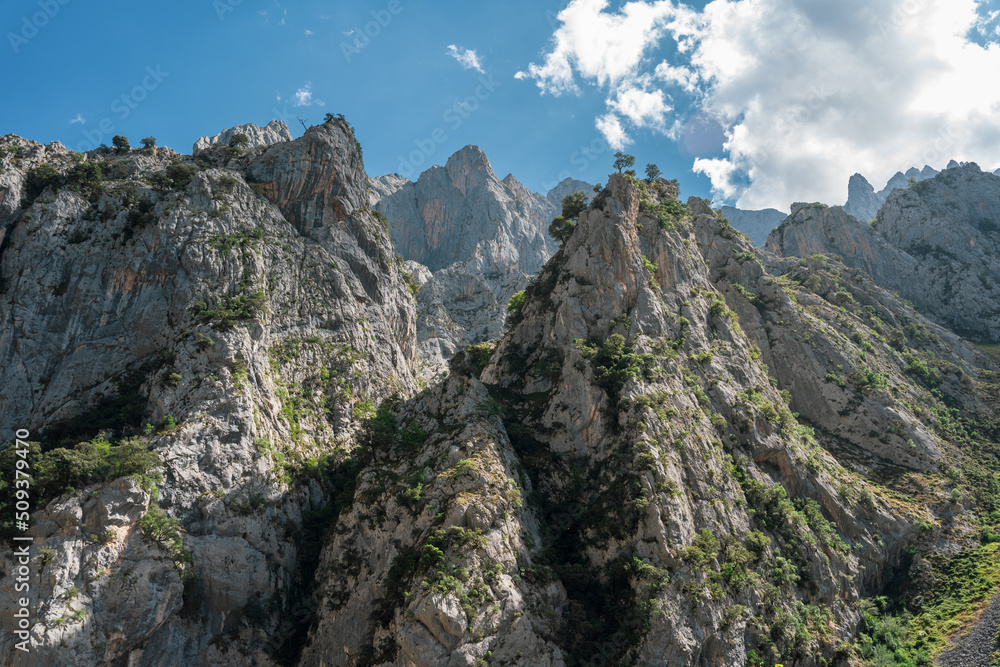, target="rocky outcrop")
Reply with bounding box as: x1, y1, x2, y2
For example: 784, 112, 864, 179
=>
4, 122, 1000, 667
192, 120, 292, 154
371, 145, 556, 274
844, 165, 939, 222
764, 203, 916, 288
371, 147, 580, 378
0, 117, 416, 665
544, 176, 594, 210
843, 173, 882, 222
294, 173, 999, 665
720, 205, 787, 246
768, 164, 1000, 342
